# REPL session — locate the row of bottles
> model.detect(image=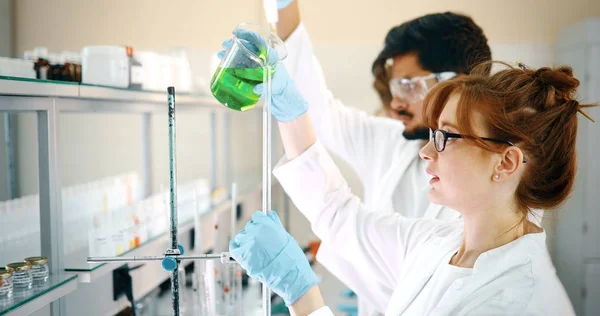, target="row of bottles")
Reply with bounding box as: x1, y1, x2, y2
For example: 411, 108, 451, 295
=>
0, 172, 212, 266
87, 177, 210, 258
